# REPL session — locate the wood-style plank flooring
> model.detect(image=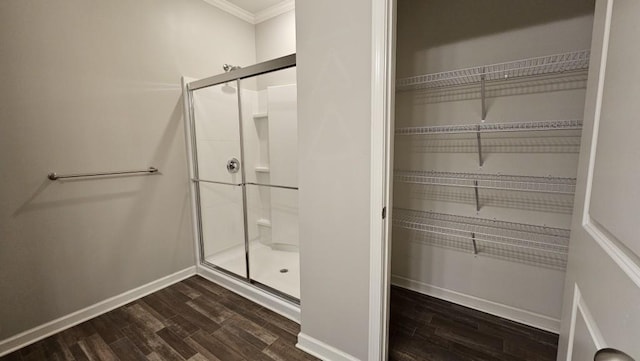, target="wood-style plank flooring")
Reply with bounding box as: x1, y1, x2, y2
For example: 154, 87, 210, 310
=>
2, 278, 560, 361
1, 276, 318, 361
389, 286, 559, 361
